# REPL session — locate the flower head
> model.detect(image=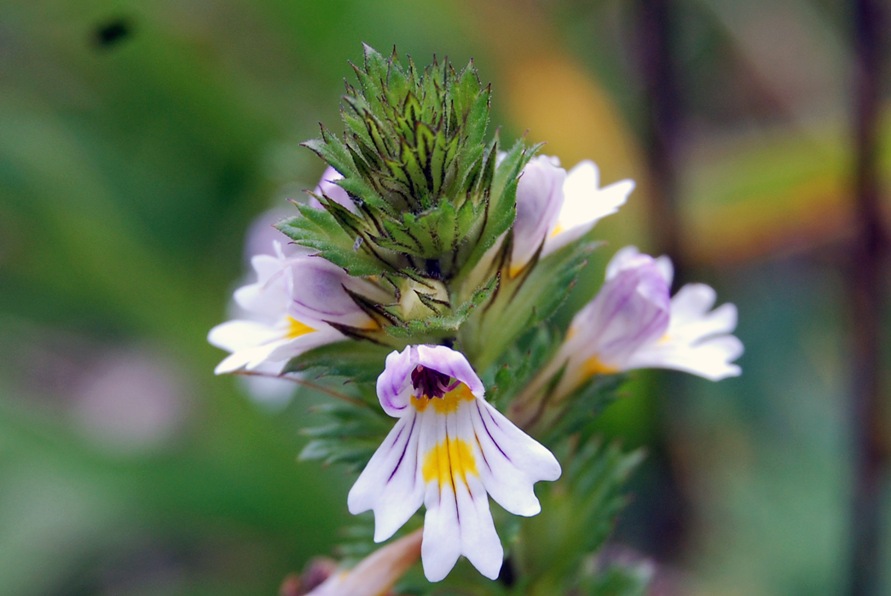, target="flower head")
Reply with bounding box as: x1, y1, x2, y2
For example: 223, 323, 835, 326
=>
559, 246, 742, 392
348, 345, 561, 582
511, 157, 634, 276
208, 243, 377, 375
